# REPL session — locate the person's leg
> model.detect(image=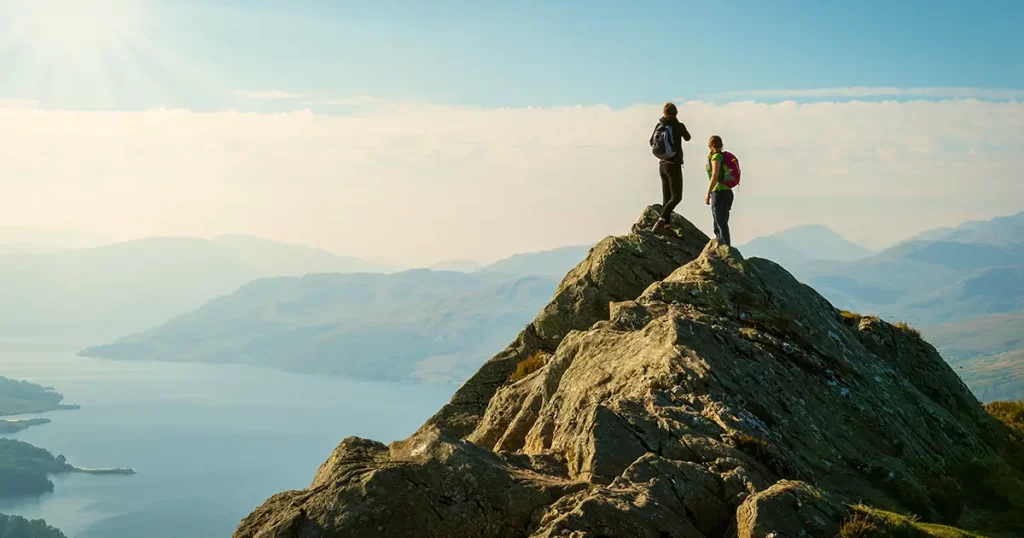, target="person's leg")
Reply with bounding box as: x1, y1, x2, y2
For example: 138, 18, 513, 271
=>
653, 164, 676, 231
659, 164, 683, 221
723, 190, 734, 245
660, 164, 672, 208
711, 192, 722, 242
712, 200, 721, 240
713, 190, 733, 246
